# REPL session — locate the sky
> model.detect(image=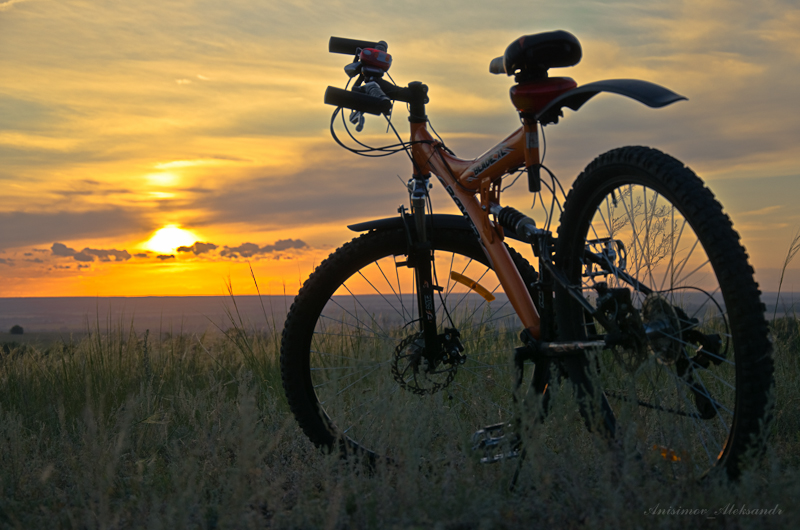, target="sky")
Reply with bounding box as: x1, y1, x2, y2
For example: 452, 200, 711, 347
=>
1, 0, 799, 297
